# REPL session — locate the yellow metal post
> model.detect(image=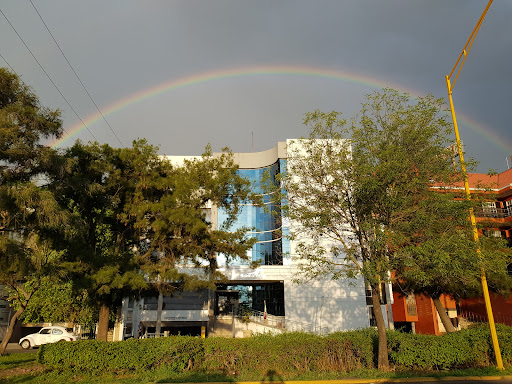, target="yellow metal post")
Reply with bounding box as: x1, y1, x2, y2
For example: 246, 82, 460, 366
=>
445, 0, 503, 369
446, 75, 504, 370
